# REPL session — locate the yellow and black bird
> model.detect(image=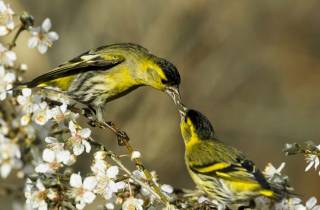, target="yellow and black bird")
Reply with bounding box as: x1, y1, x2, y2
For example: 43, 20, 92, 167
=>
21, 43, 181, 121
179, 109, 285, 209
